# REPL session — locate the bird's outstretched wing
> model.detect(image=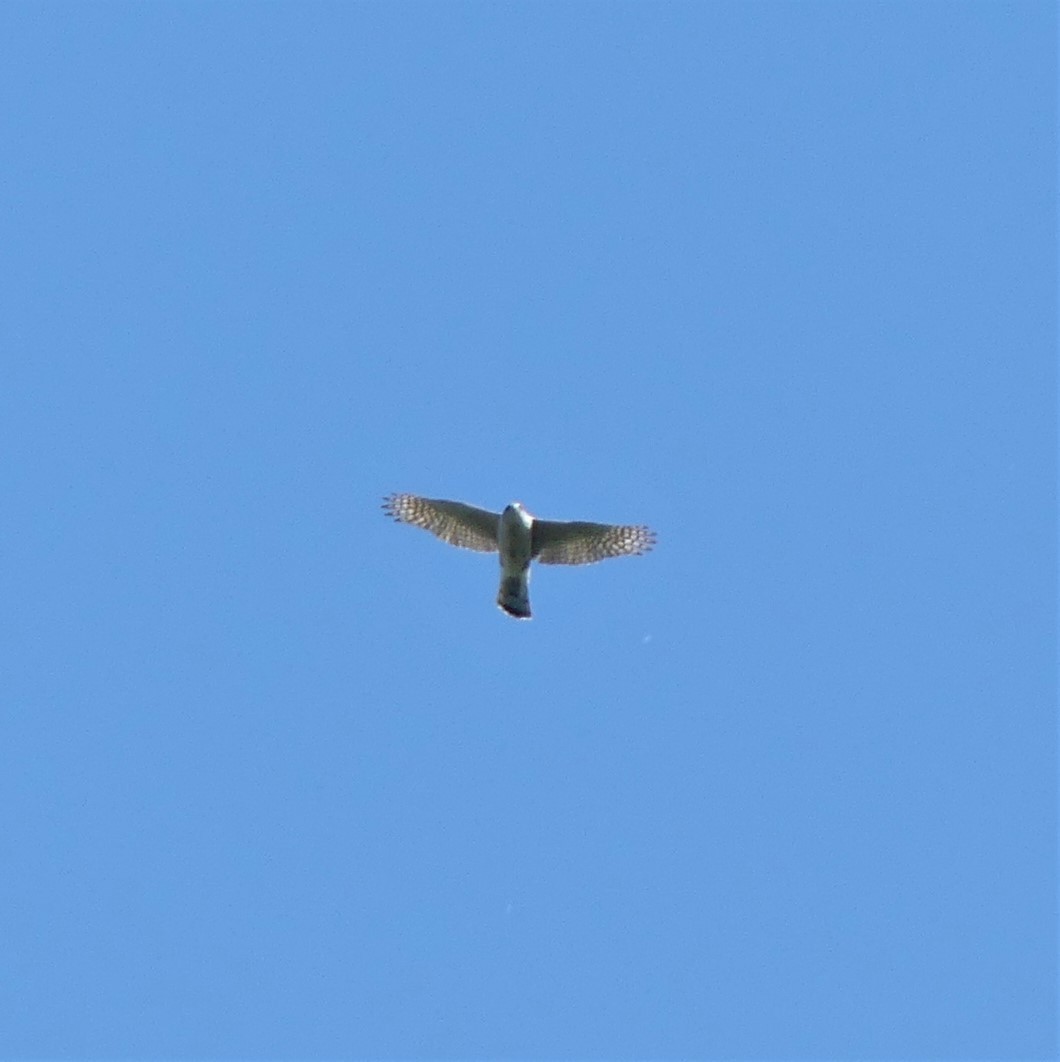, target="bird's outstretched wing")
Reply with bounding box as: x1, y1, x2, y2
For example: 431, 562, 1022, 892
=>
382, 494, 500, 552
531, 519, 657, 565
